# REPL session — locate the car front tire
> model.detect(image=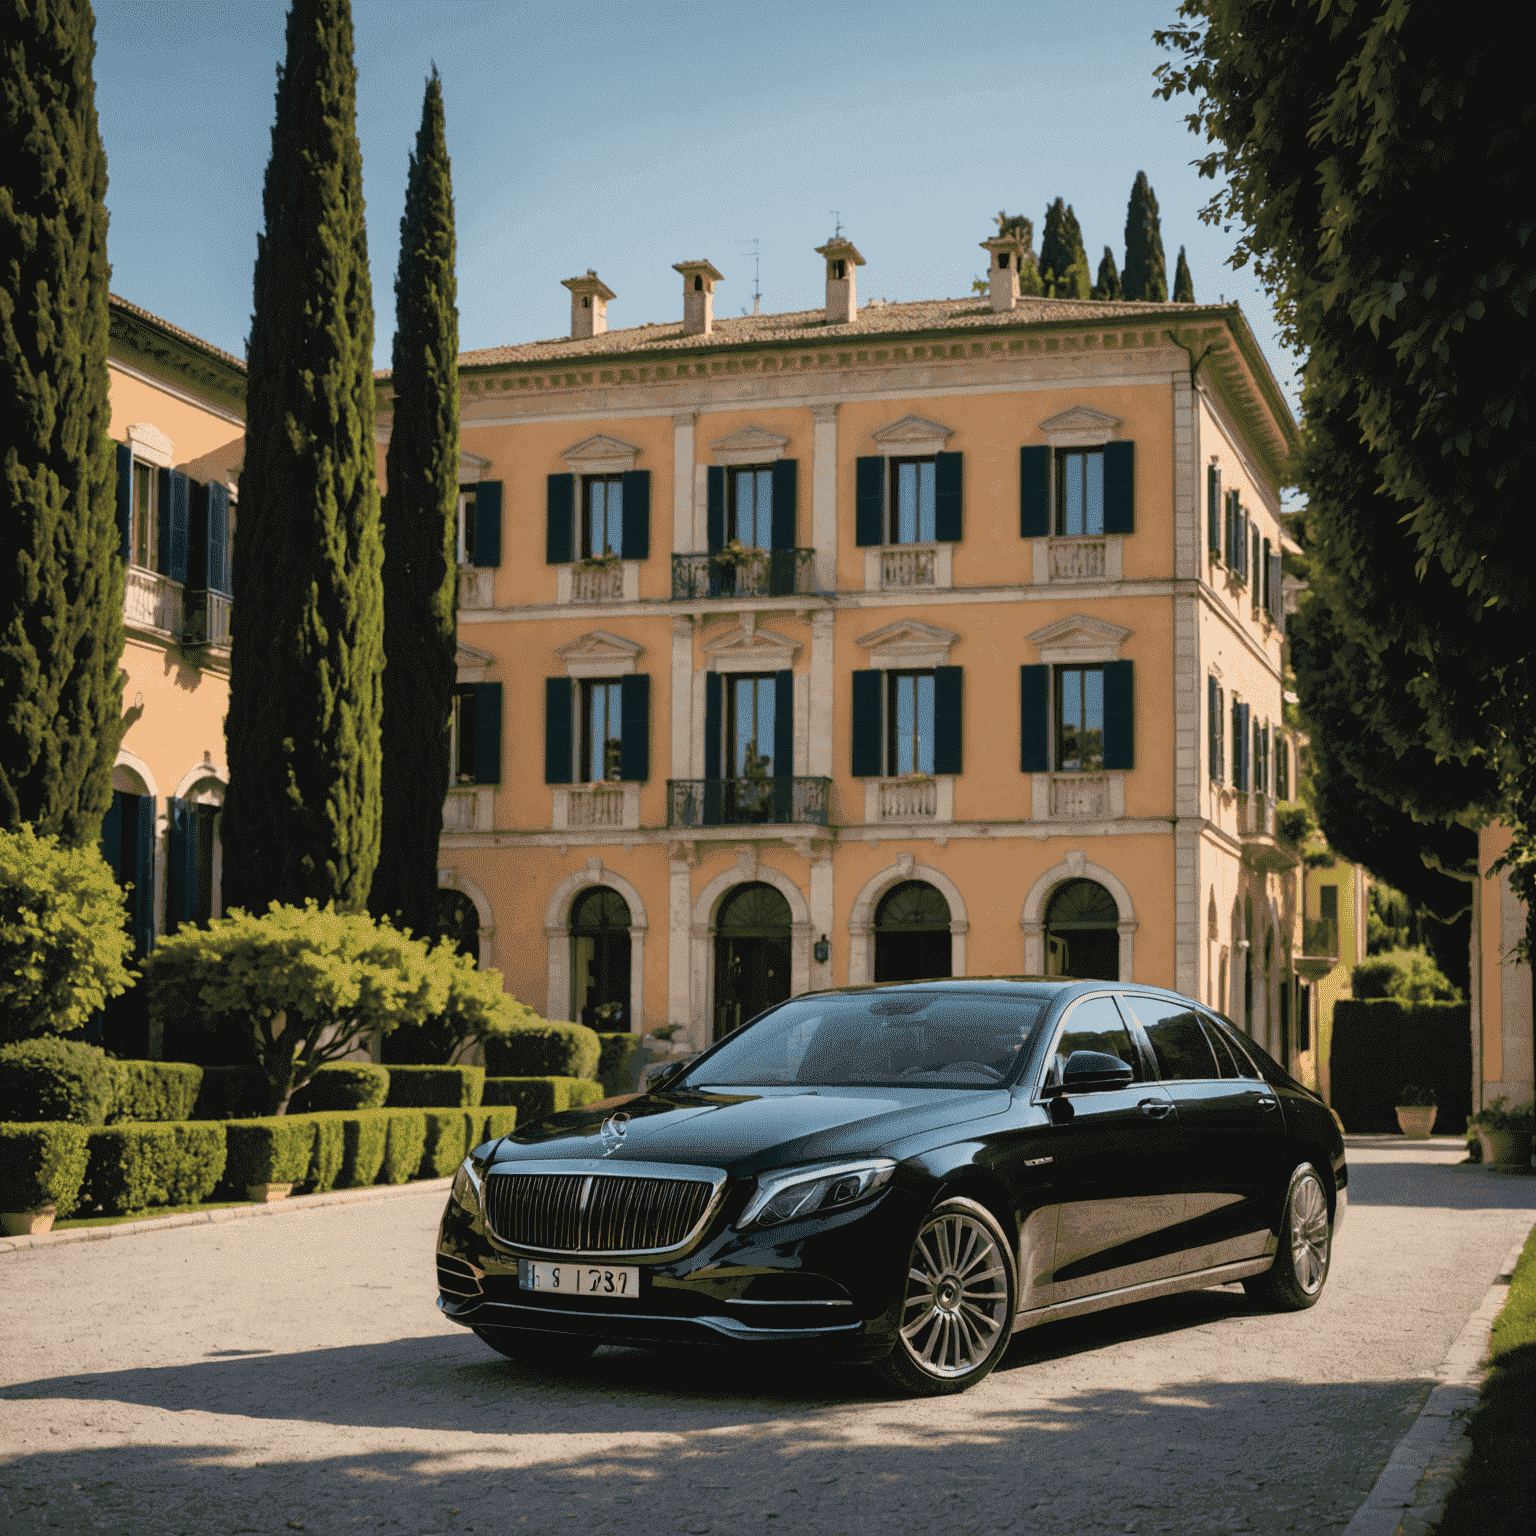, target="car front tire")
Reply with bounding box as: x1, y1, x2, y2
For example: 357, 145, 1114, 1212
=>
1244, 1162, 1332, 1311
